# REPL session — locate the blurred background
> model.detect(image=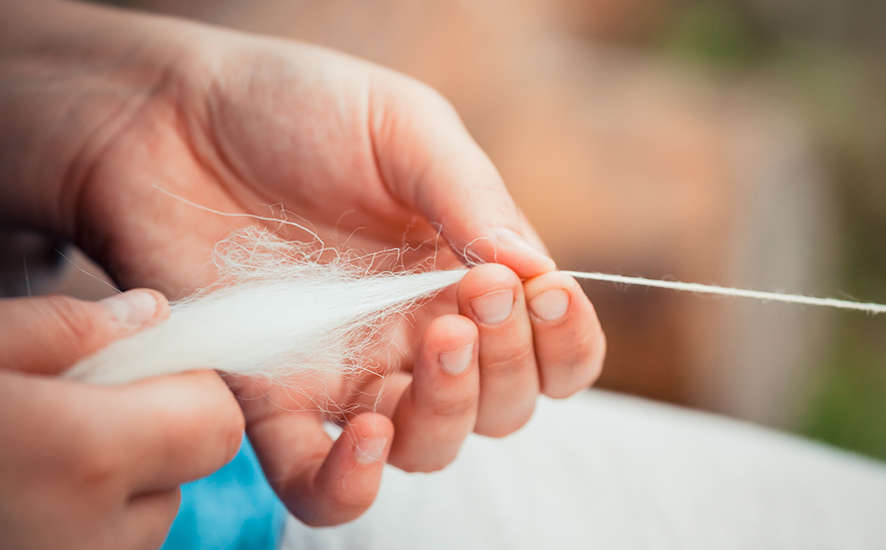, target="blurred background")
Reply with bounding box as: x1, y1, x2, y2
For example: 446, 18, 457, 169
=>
4, 0, 886, 460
